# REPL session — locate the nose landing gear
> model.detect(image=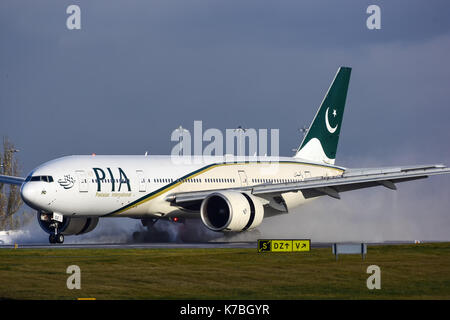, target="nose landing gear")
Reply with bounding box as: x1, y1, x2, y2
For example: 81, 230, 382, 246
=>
44, 212, 65, 244
49, 233, 64, 244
